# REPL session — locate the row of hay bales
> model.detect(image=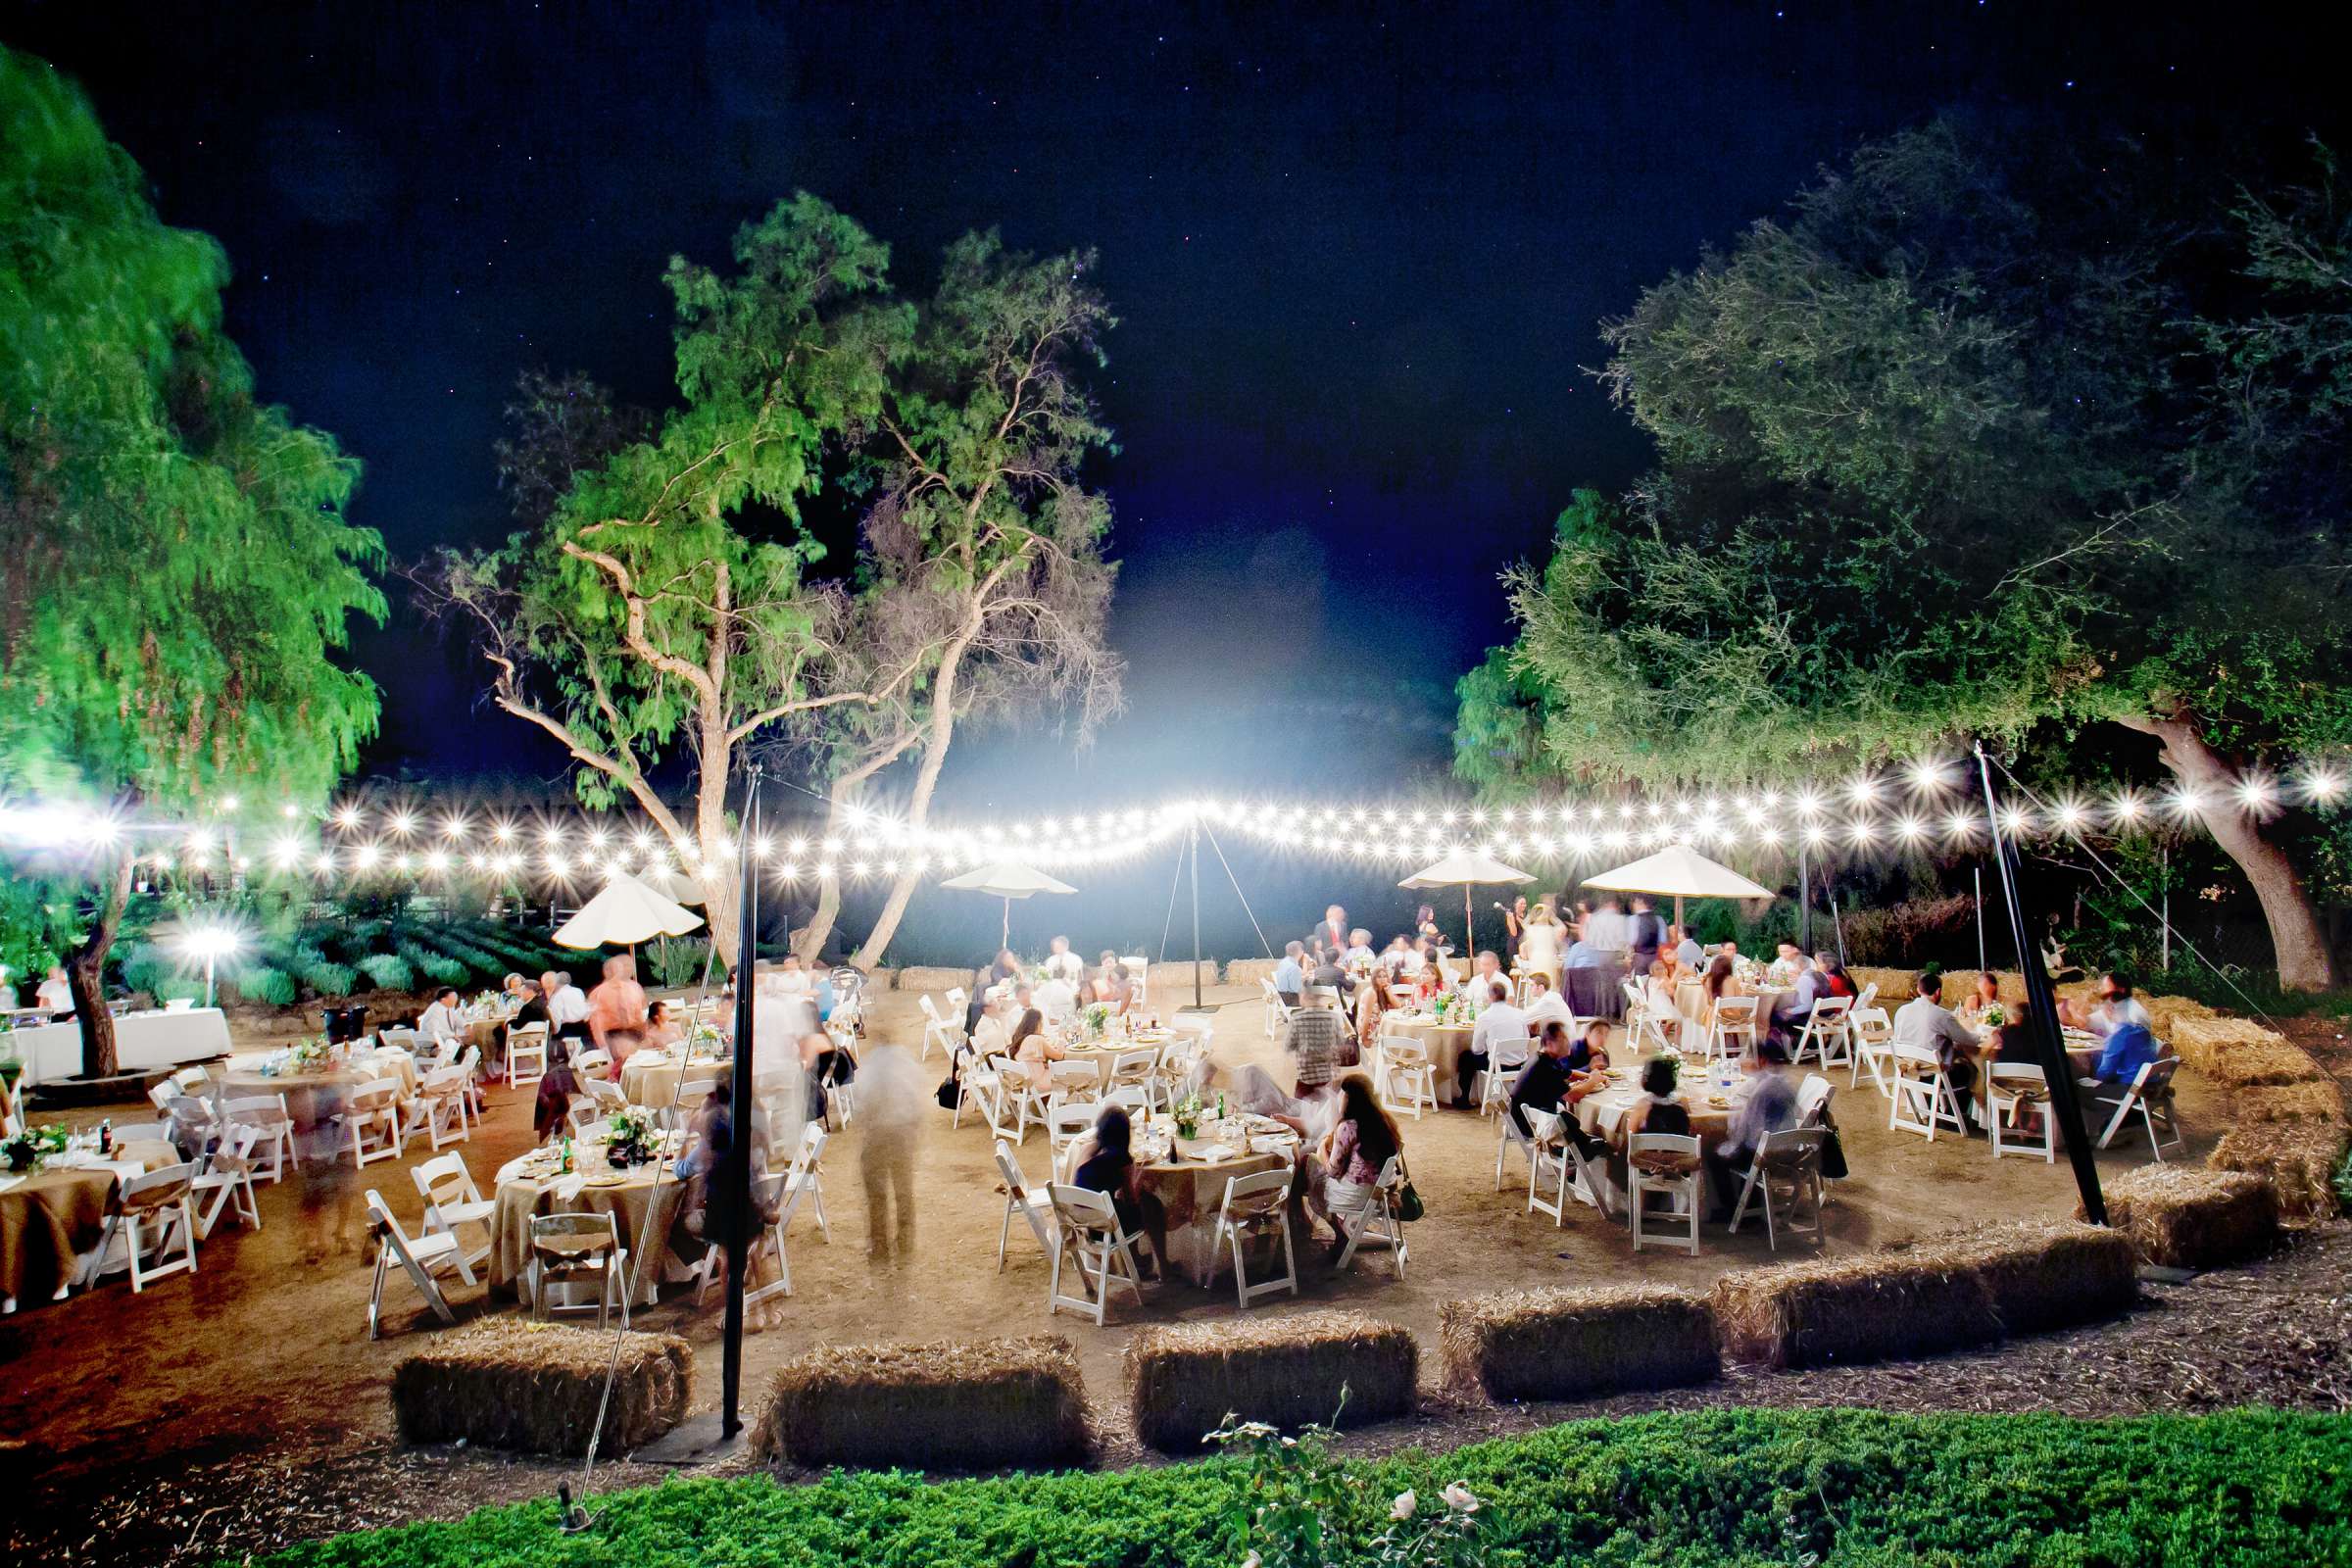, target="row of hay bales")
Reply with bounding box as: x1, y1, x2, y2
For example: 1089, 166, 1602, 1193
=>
882, 960, 1245, 995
